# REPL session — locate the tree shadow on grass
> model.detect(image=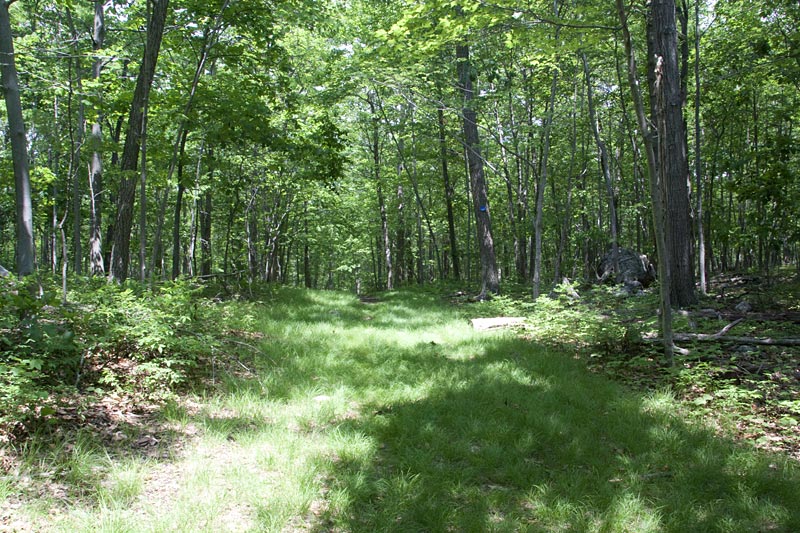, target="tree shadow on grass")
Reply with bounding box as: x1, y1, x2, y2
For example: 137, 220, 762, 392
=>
316, 336, 800, 532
